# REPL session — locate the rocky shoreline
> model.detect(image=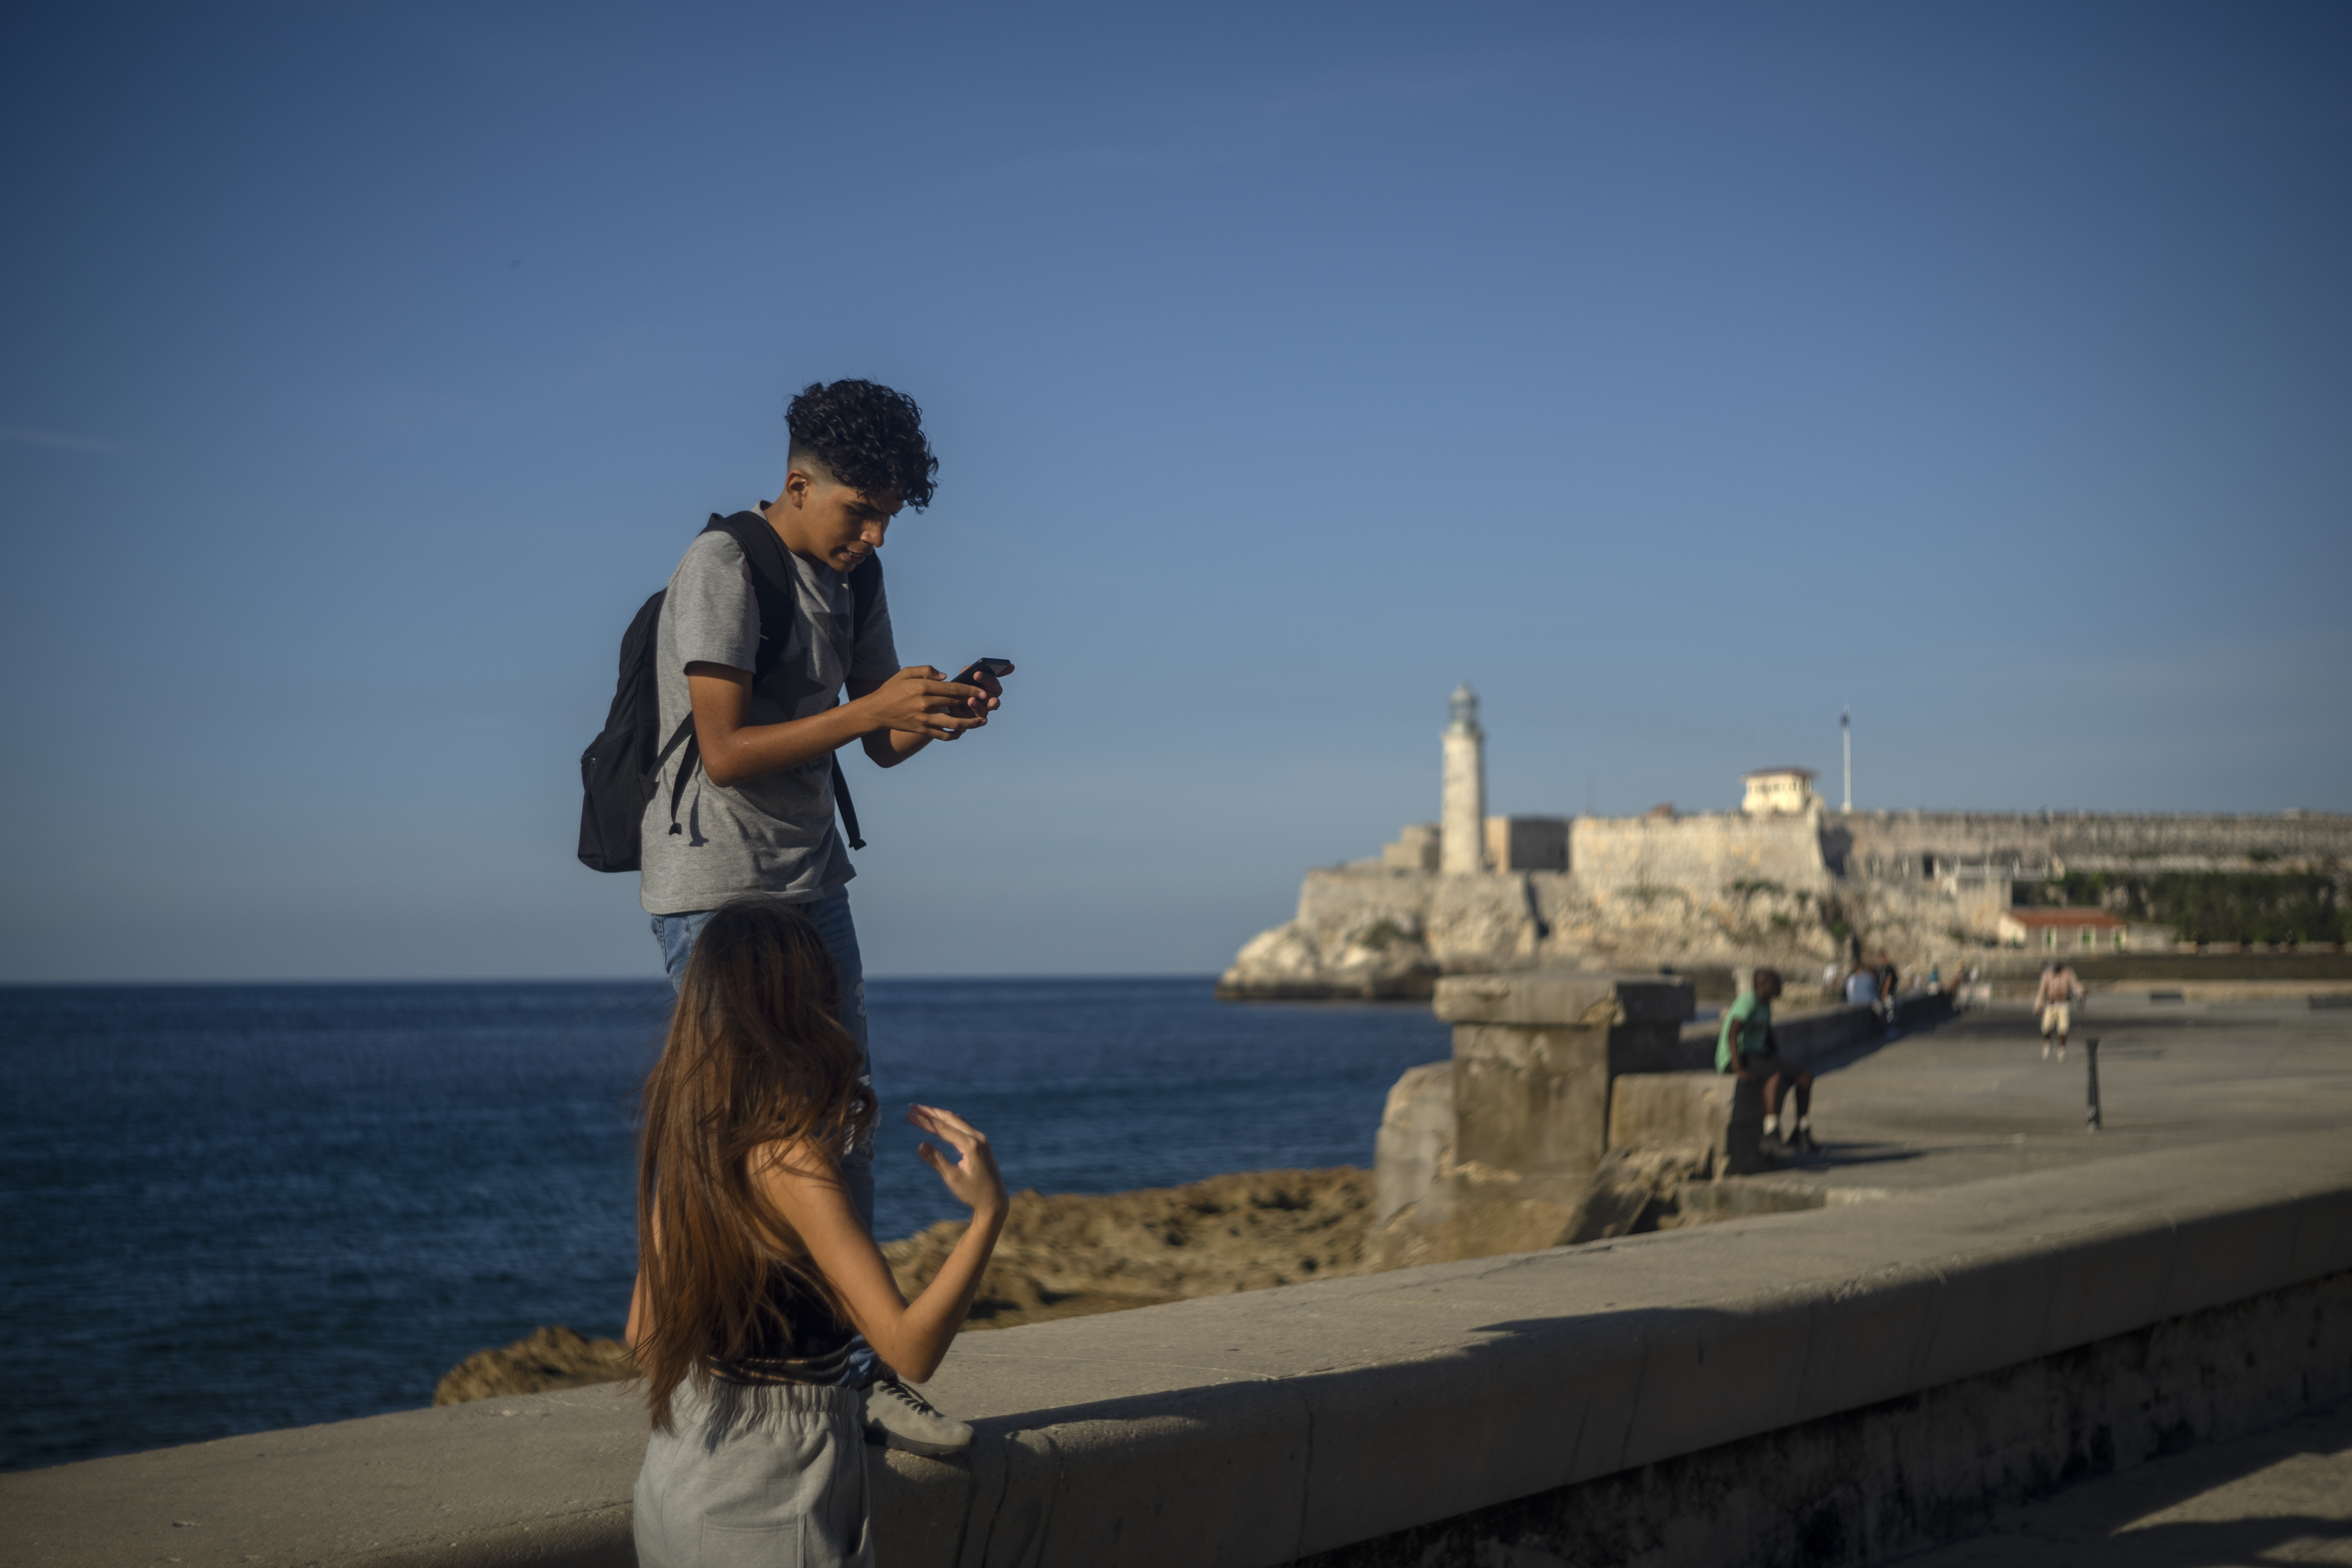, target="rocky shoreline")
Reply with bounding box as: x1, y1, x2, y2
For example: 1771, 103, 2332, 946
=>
432, 1149, 1750, 1405
434, 1325, 635, 1406
434, 1167, 1378, 1405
